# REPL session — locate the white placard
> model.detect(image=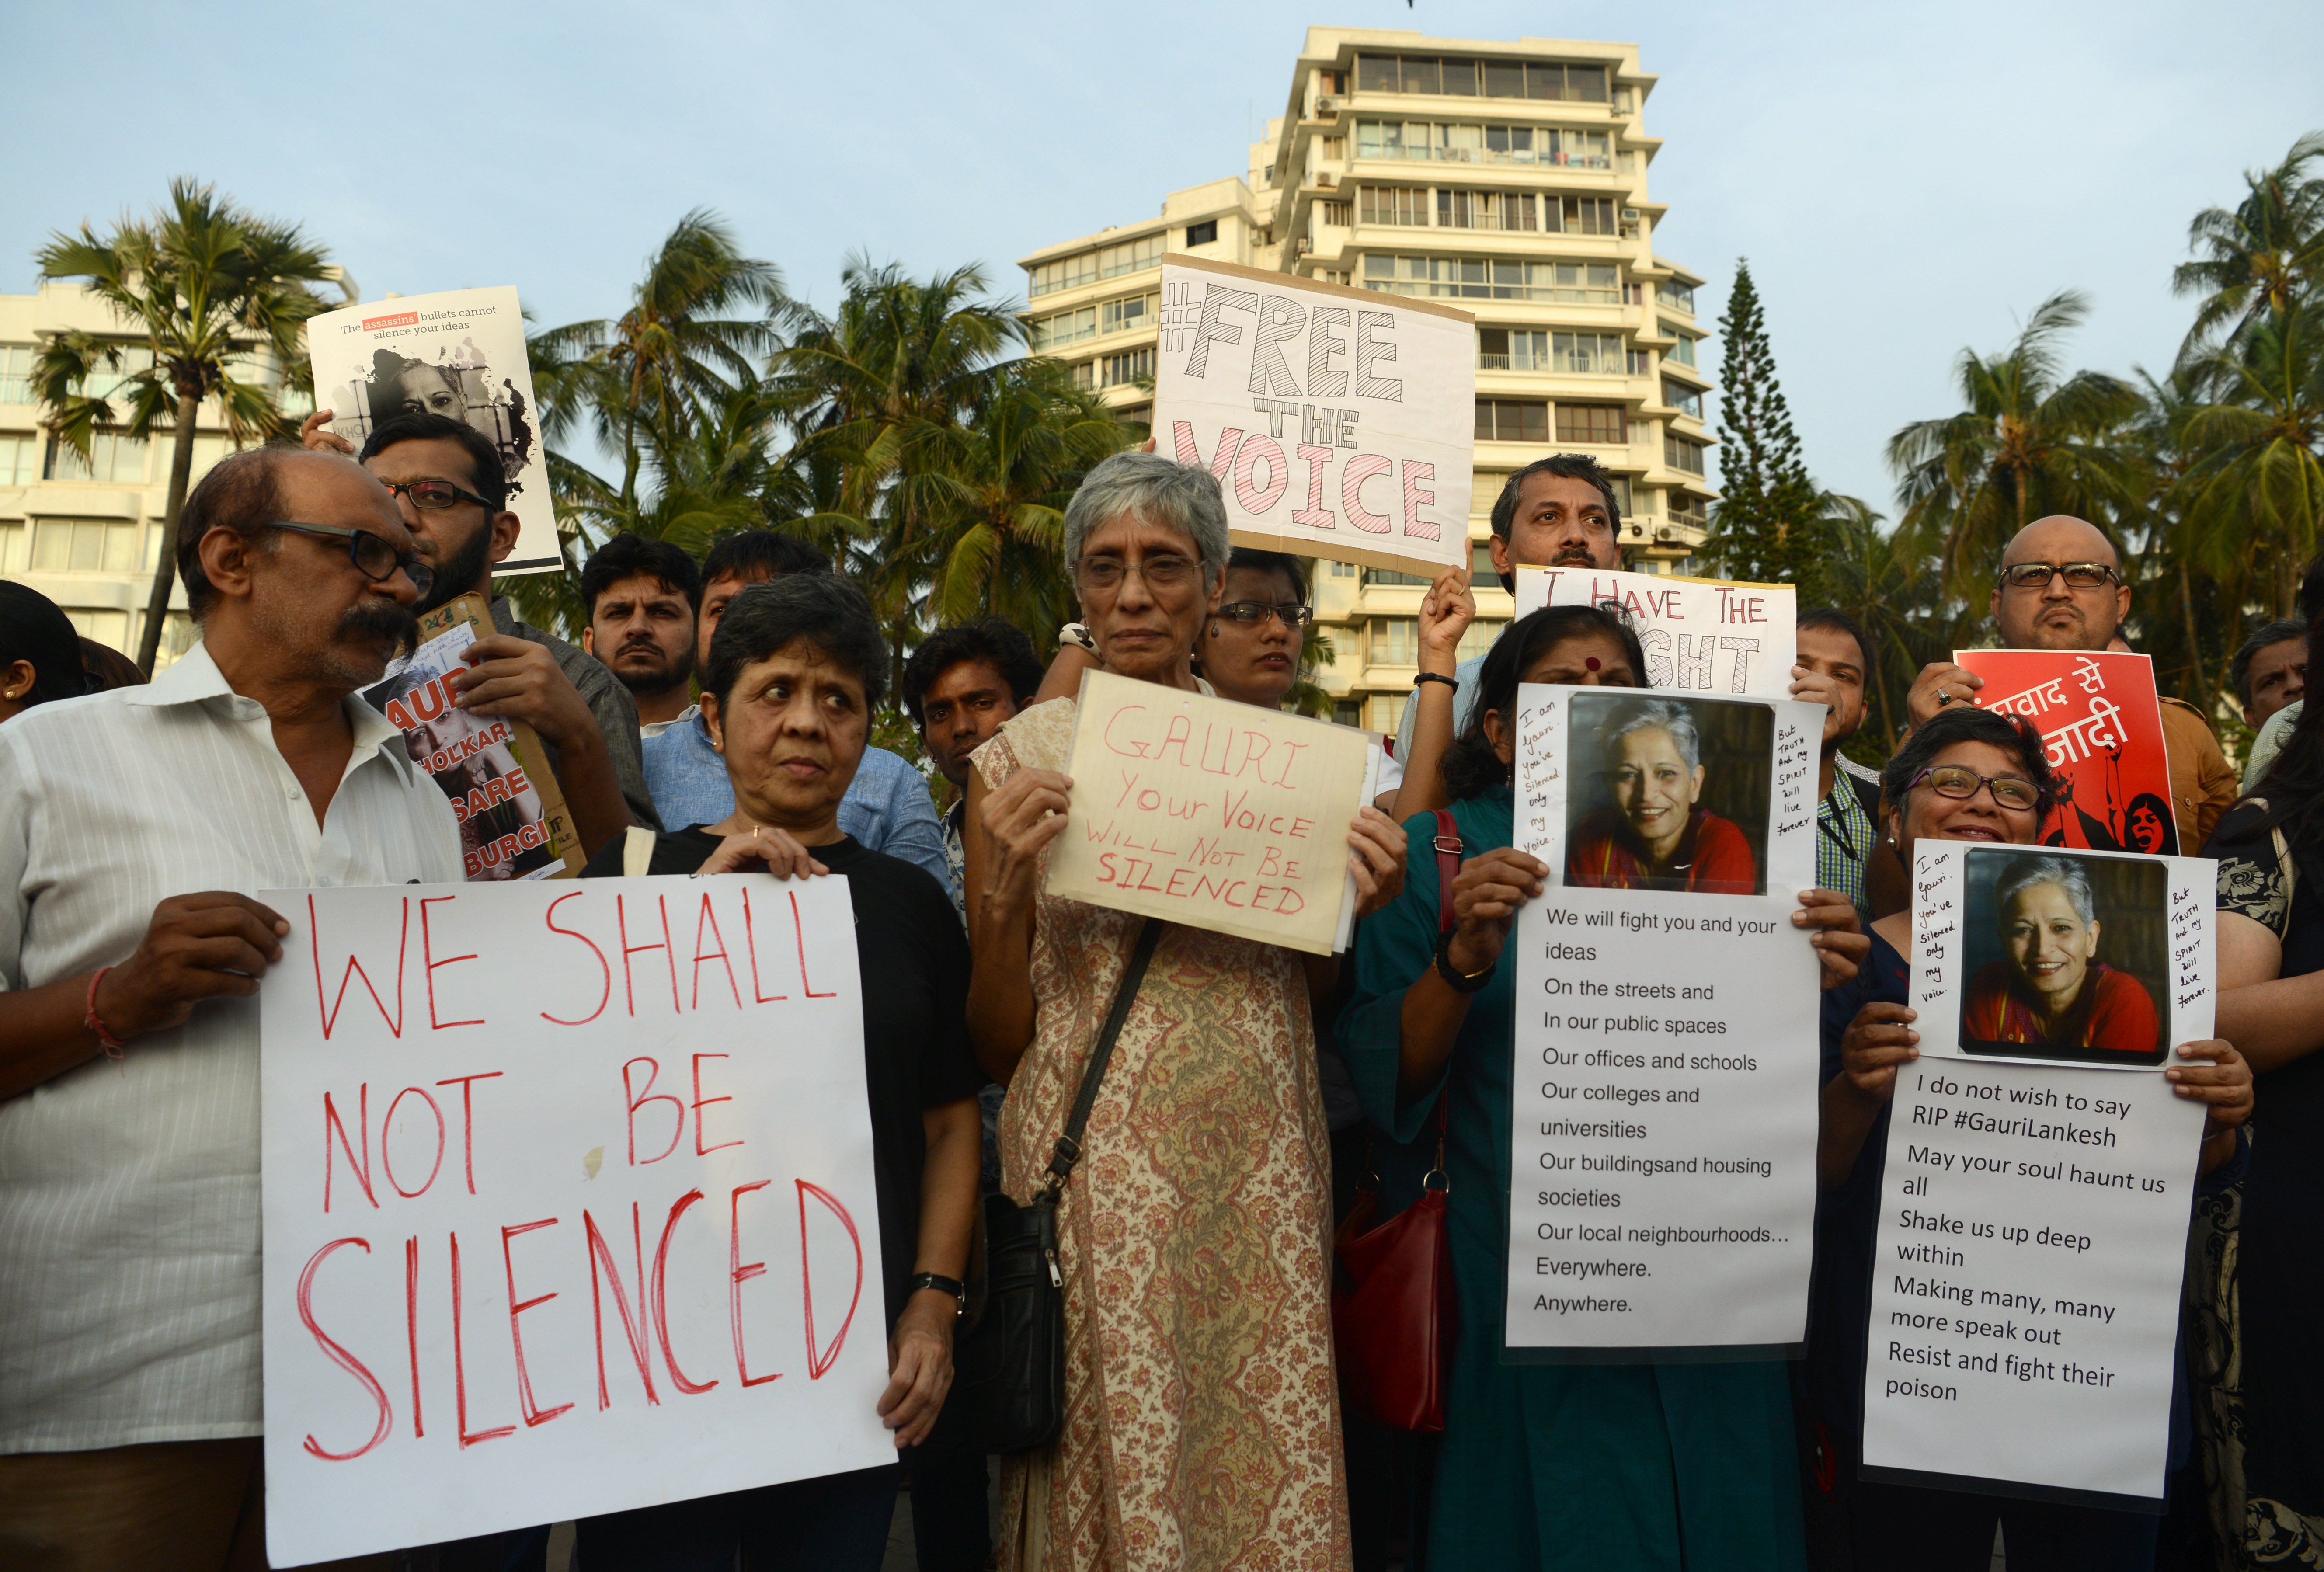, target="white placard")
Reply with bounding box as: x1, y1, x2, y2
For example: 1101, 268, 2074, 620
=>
260, 878, 891, 1567
1859, 841, 2214, 1503
1506, 684, 1824, 1351
1156, 256, 1473, 580
1515, 568, 1797, 698
307, 286, 560, 573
